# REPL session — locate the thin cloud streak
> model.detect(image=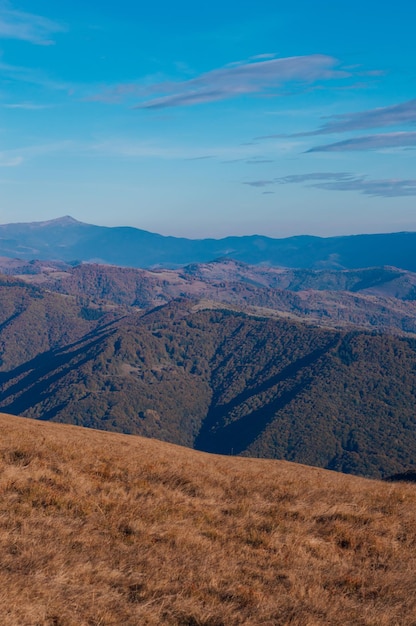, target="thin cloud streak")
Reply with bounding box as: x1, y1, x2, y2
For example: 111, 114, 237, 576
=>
258, 99, 416, 141
244, 172, 352, 187
0, 5, 65, 45
244, 172, 416, 197
279, 173, 353, 183
138, 89, 232, 109
93, 54, 349, 109
88, 136, 287, 162
3, 103, 52, 110
0, 136, 278, 166
0, 140, 76, 168
314, 178, 416, 197
0, 58, 71, 91
304, 98, 416, 135
307, 131, 416, 152
244, 179, 275, 187
0, 153, 23, 167
246, 159, 274, 164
